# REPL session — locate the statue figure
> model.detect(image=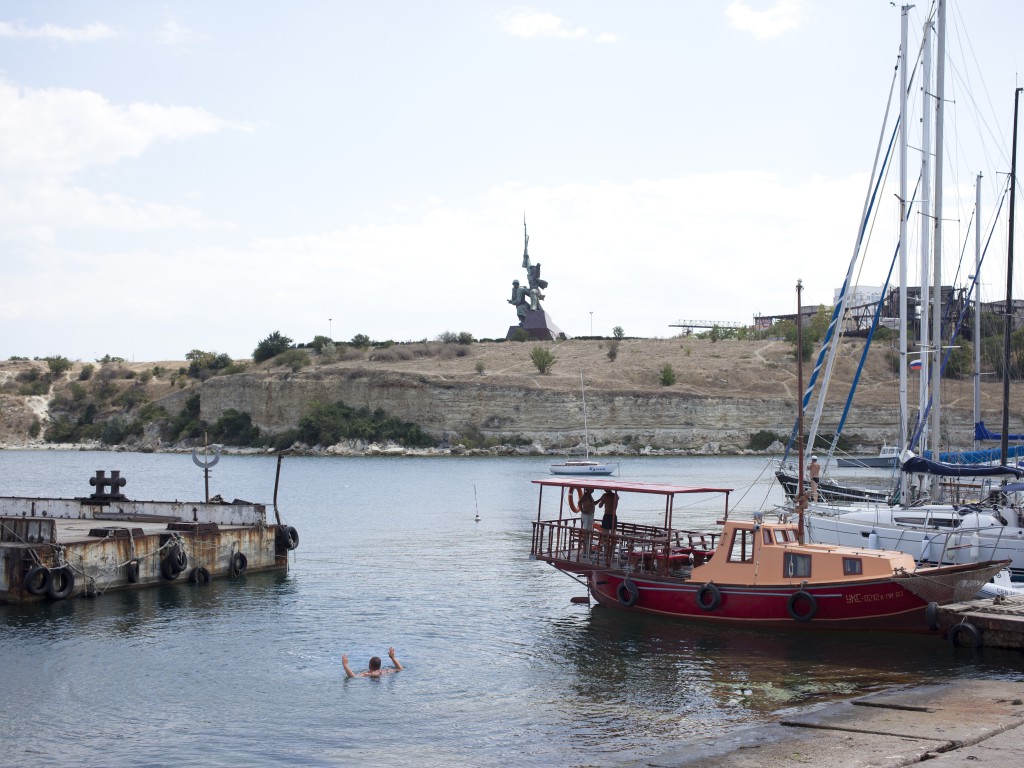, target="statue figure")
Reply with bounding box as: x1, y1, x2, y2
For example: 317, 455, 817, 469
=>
508, 279, 529, 322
